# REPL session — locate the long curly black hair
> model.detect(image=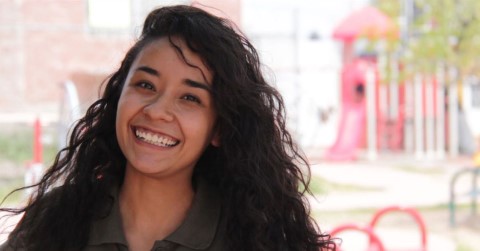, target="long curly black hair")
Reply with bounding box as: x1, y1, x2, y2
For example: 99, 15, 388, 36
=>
1, 5, 335, 251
